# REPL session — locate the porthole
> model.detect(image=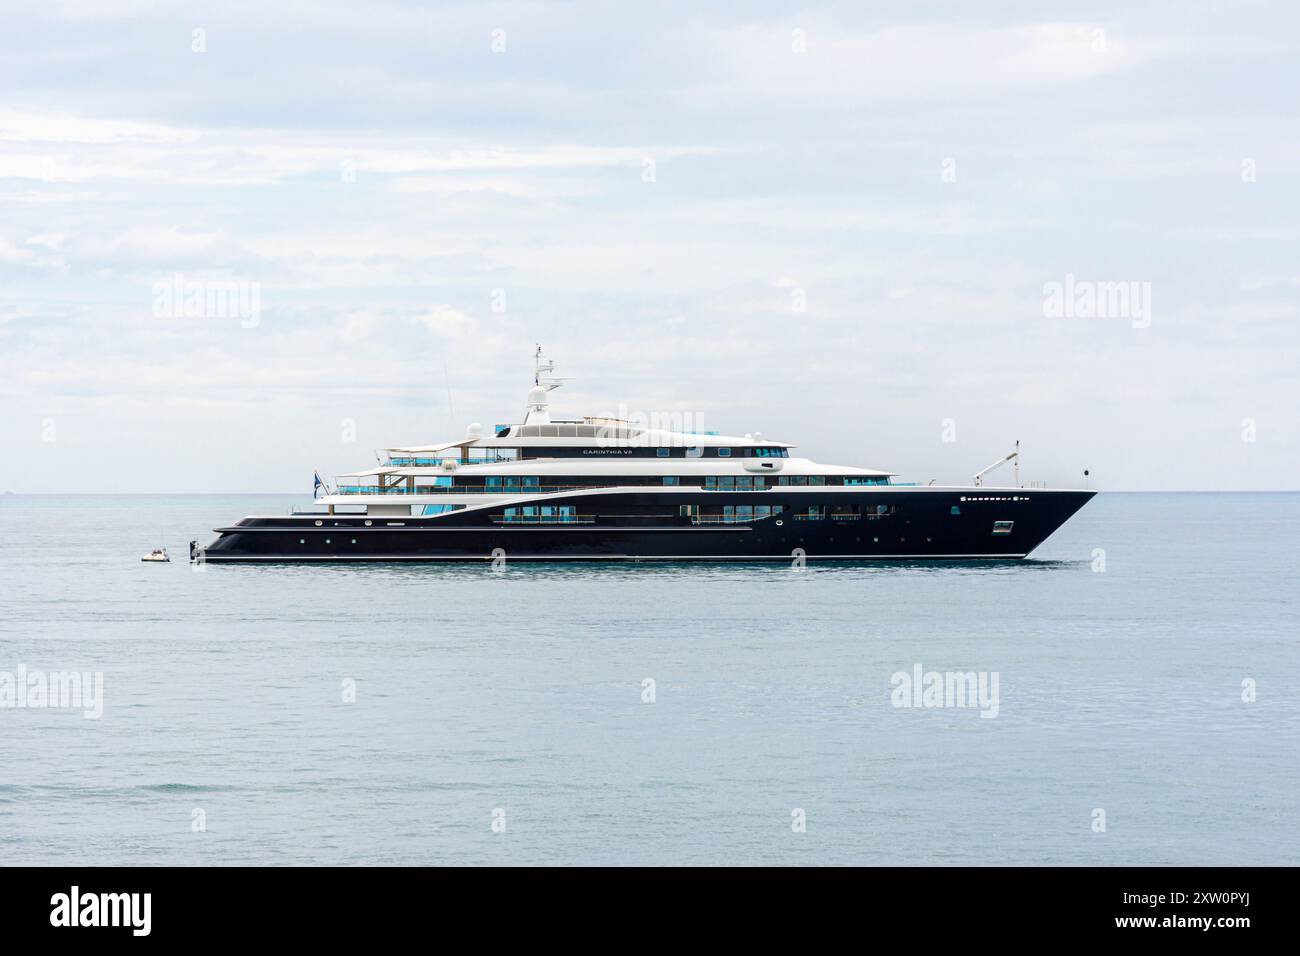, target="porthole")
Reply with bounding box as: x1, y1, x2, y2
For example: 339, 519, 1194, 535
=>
315, 520, 323, 526
325, 538, 331, 544
775, 519, 784, 527
364, 520, 372, 526
351, 539, 357, 545
299, 539, 306, 545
